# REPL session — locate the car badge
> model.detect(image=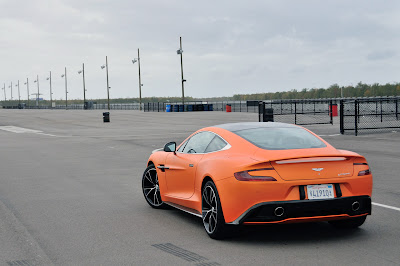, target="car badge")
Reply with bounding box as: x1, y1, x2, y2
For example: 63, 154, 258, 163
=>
312, 168, 324, 172
338, 173, 350, 176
